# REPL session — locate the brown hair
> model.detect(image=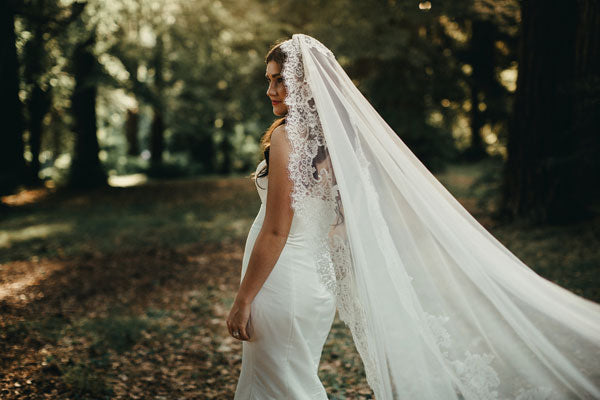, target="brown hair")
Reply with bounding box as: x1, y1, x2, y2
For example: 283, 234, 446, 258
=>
252, 39, 289, 186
